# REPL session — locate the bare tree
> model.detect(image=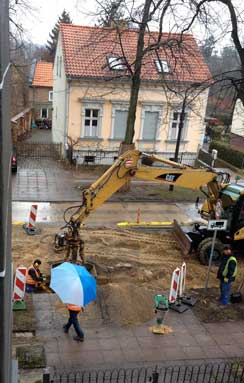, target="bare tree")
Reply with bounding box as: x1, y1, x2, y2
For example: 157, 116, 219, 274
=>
94, 0, 210, 152
190, 0, 244, 107
96, 0, 127, 27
